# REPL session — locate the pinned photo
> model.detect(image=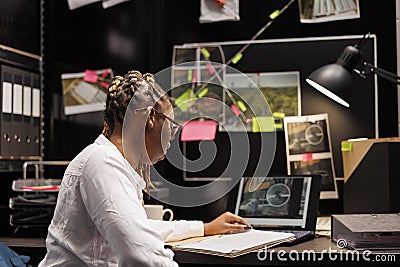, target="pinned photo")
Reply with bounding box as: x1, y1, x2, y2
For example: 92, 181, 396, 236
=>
298, 0, 360, 23
62, 69, 113, 115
